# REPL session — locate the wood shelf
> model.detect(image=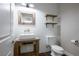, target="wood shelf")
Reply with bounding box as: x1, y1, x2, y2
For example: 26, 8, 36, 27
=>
45, 22, 57, 24
45, 14, 57, 27
45, 22, 57, 27
46, 14, 57, 17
